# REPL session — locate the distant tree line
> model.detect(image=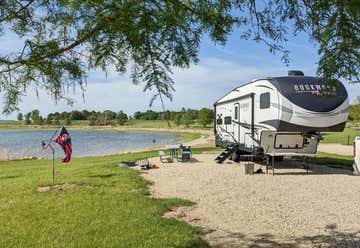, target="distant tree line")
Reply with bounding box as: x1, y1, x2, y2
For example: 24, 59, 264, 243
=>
16, 107, 214, 127
16, 102, 360, 127
349, 102, 360, 122
133, 108, 214, 127
17, 110, 128, 126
